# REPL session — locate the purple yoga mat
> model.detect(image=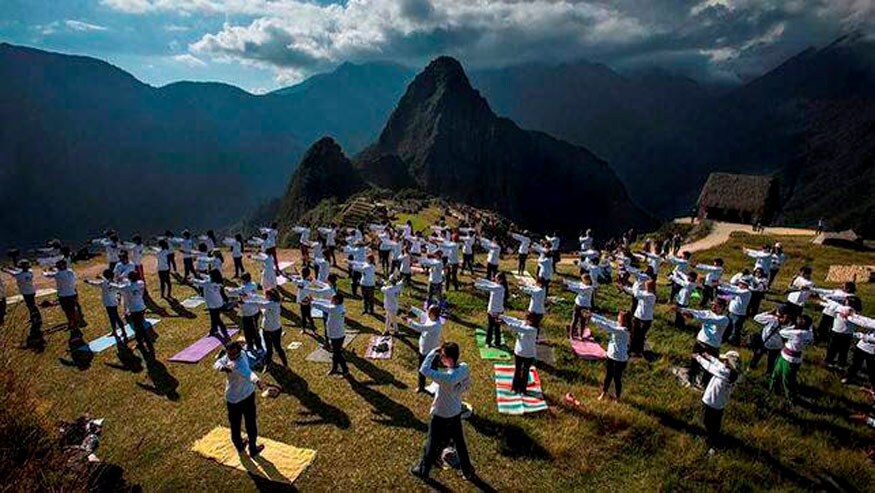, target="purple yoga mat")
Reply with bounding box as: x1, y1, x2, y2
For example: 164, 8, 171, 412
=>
168, 329, 239, 363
